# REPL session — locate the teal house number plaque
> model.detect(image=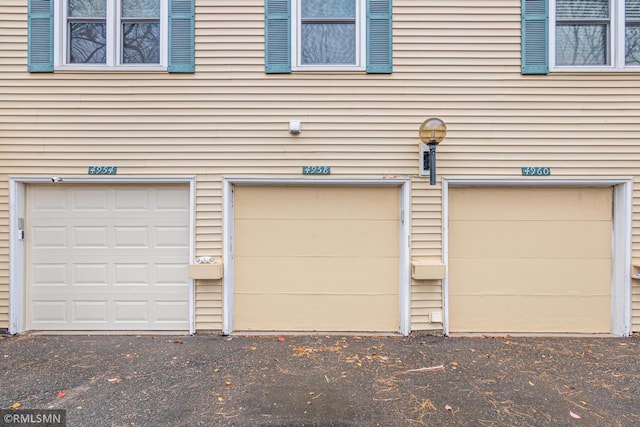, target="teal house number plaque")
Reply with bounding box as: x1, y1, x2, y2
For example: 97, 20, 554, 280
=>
521, 167, 551, 176
88, 166, 118, 175
302, 166, 331, 175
